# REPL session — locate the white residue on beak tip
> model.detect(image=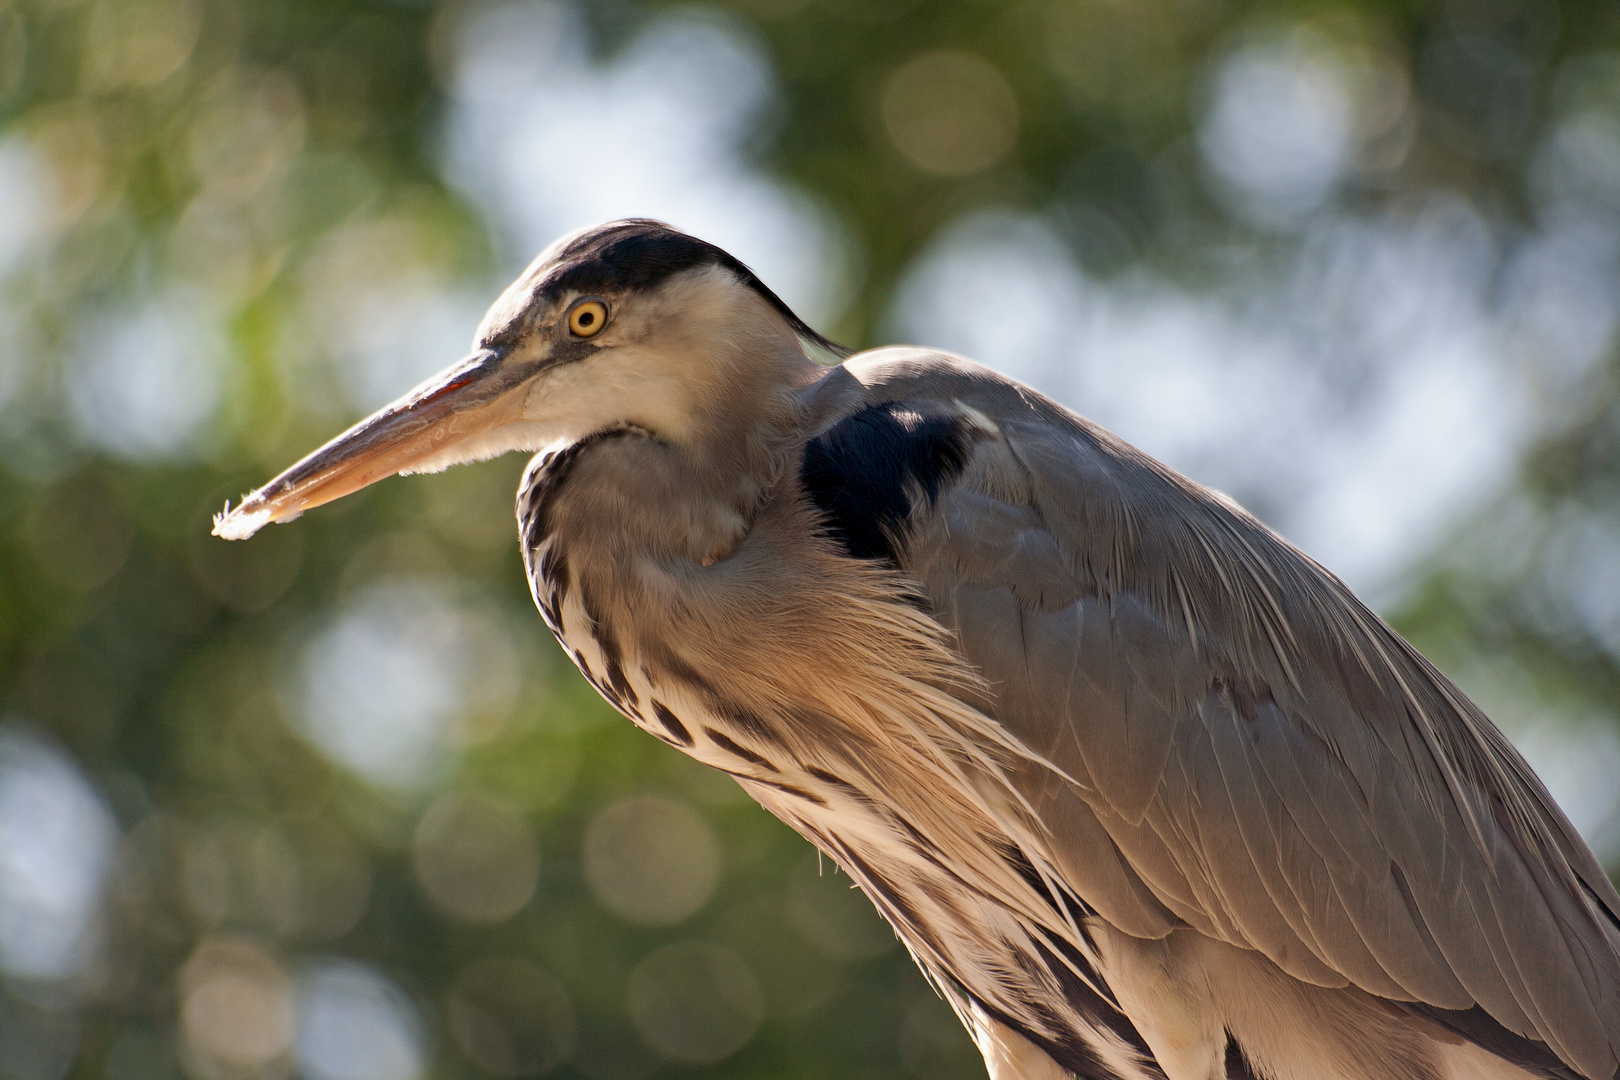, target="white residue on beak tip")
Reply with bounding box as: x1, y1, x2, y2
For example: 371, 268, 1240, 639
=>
212, 498, 274, 541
